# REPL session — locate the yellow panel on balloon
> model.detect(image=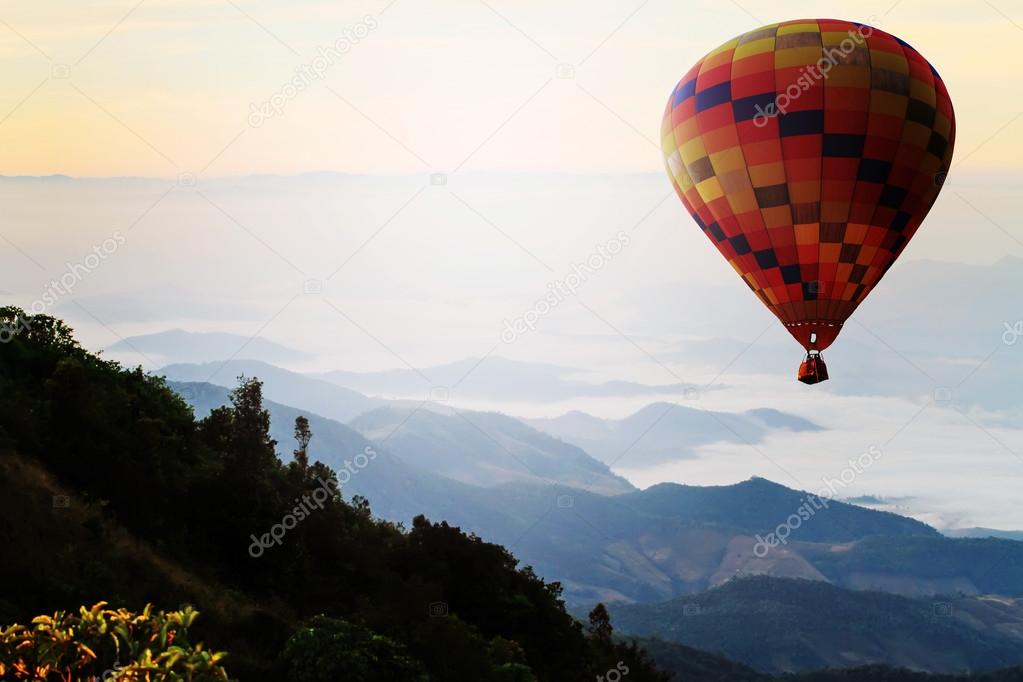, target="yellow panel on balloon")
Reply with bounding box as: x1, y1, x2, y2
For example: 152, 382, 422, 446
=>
775, 47, 824, 69
910, 78, 937, 105
777, 22, 819, 35
733, 37, 775, 60
695, 177, 724, 203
